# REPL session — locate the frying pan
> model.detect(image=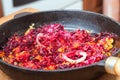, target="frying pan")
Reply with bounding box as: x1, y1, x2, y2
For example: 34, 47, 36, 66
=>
0, 10, 120, 80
